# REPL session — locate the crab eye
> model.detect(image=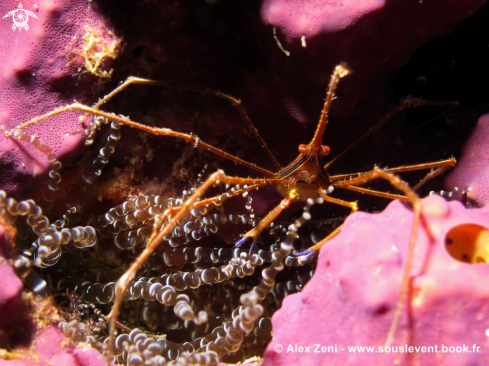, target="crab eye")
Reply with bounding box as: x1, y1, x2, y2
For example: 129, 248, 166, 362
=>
298, 144, 308, 153
321, 145, 330, 155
